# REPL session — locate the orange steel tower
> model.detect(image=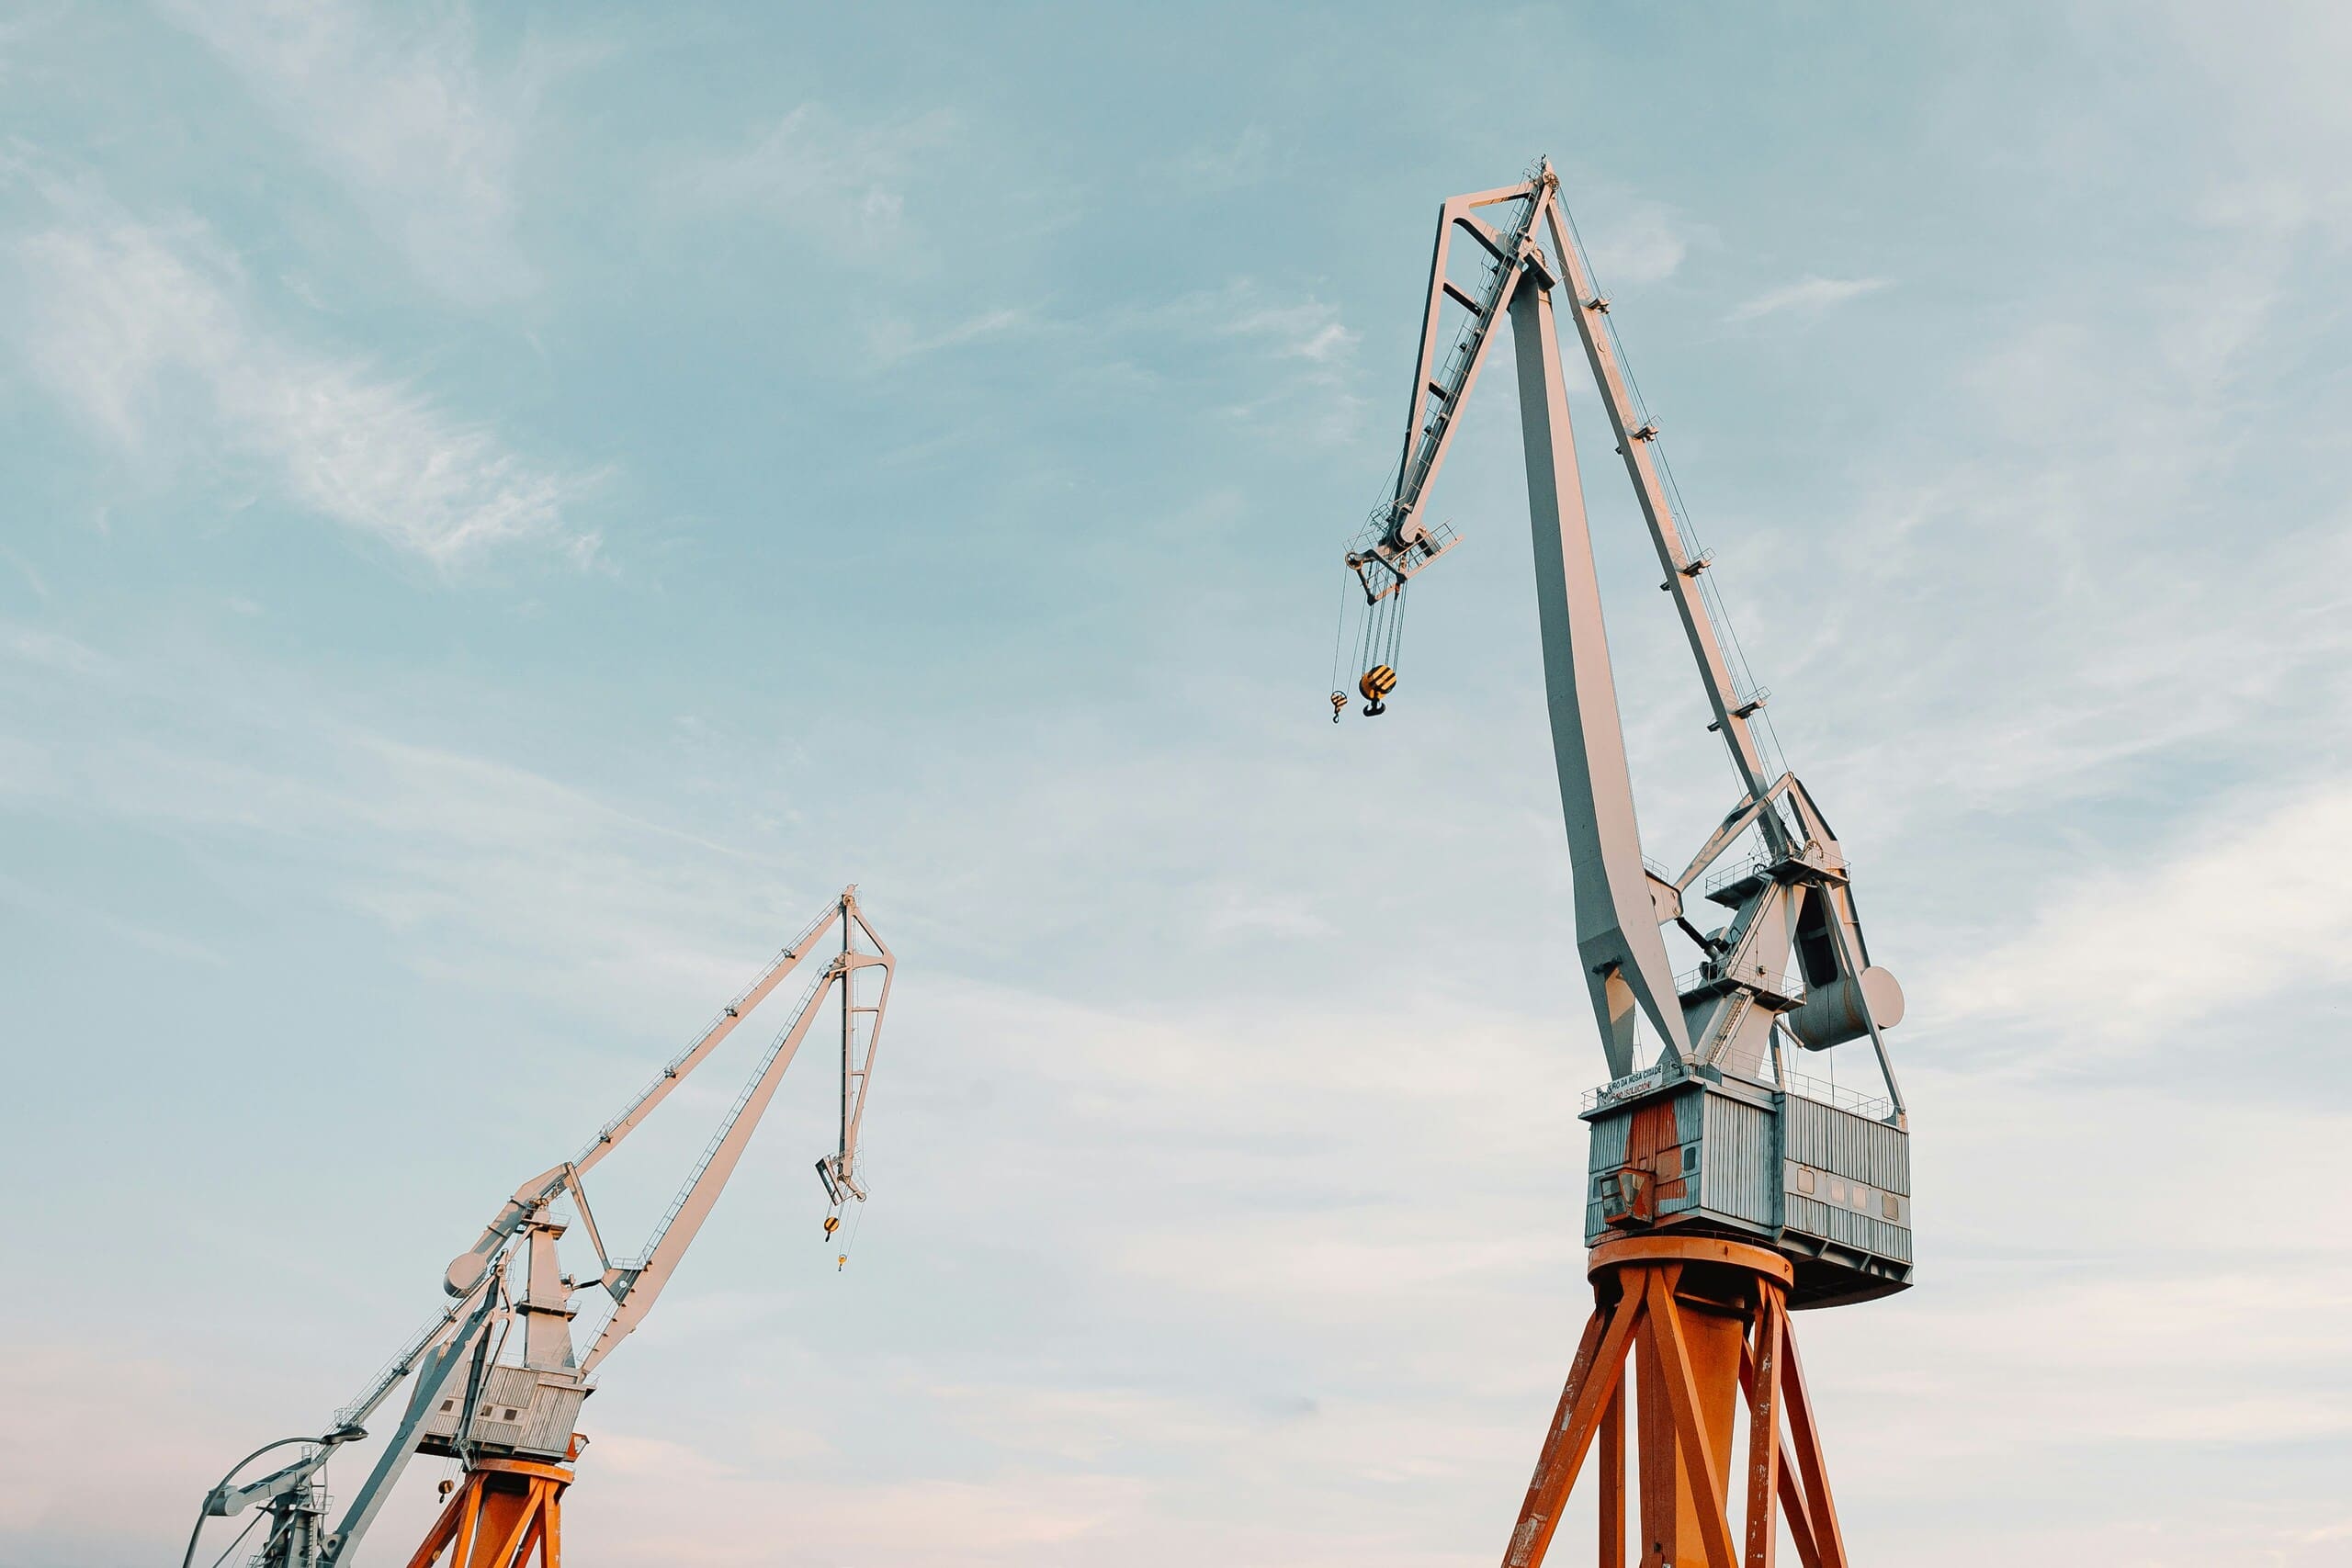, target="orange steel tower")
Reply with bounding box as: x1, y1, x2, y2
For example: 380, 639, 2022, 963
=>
1337, 163, 1910, 1567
